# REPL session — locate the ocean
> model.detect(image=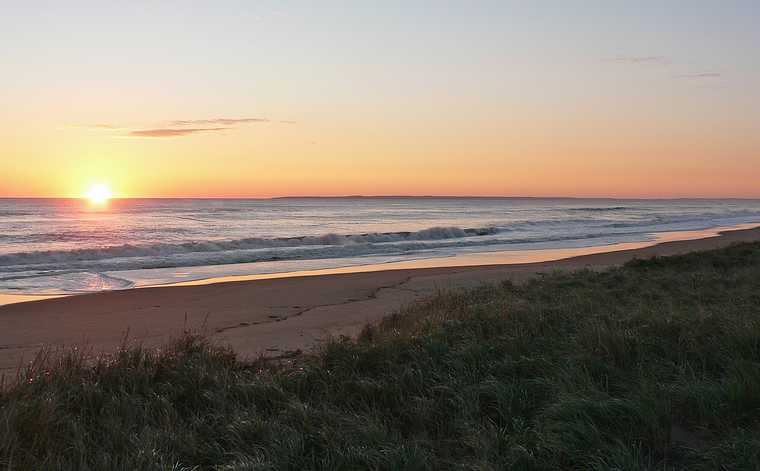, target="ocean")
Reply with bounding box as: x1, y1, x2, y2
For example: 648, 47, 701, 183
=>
1, 197, 760, 295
